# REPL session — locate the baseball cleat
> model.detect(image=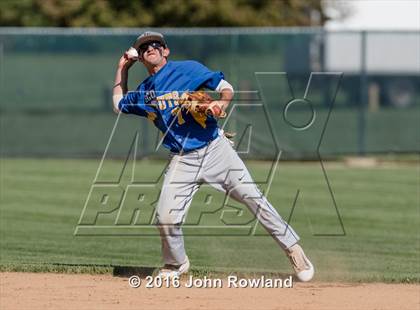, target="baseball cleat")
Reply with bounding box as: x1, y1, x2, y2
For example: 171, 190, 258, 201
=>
158, 256, 190, 278
286, 244, 314, 282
